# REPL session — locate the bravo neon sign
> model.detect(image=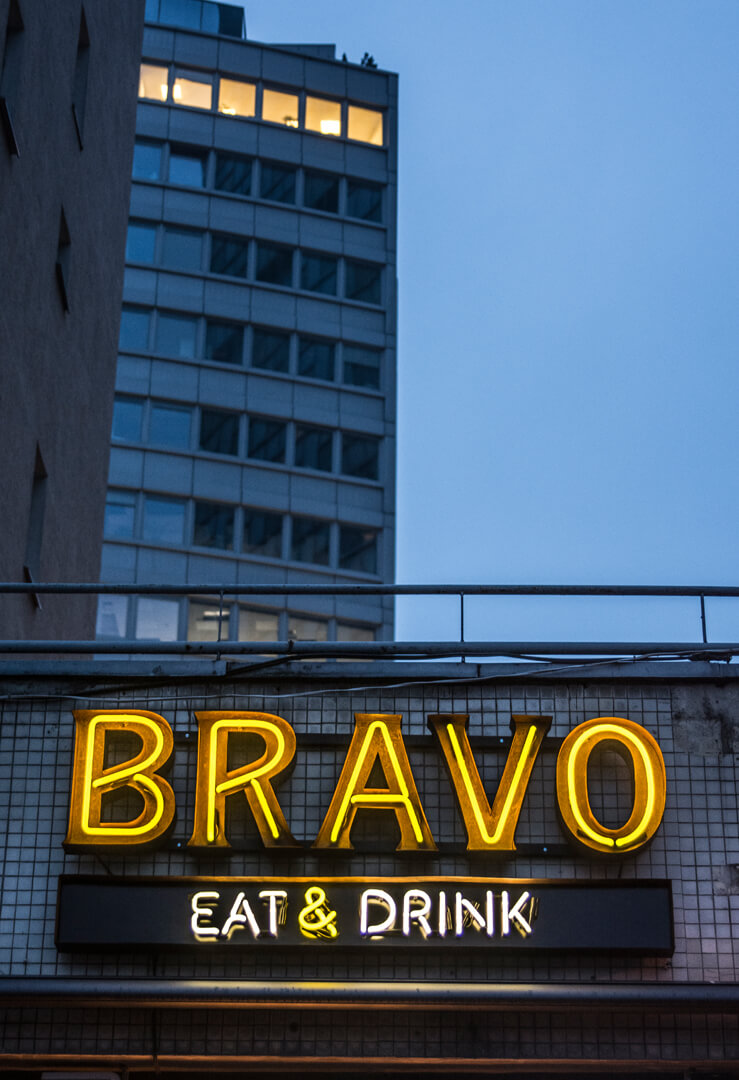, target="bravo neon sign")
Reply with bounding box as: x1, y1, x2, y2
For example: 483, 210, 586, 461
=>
64, 710, 667, 857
